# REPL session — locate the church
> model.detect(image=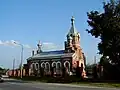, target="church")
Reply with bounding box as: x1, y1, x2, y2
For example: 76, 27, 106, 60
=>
26, 16, 86, 77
